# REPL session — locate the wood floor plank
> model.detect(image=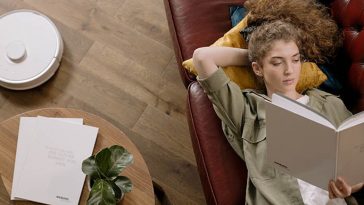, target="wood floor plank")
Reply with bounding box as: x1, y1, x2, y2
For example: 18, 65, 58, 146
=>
0, 82, 89, 122
53, 60, 148, 128
23, 0, 174, 71
162, 57, 186, 88
86, 0, 127, 17
80, 42, 164, 102
153, 179, 205, 205
158, 80, 187, 120
0, 0, 21, 12
132, 105, 195, 166
0, 60, 147, 129
114, 0, 173, 48
80, 42, 187, 123
0, 92, 8, 109
52, 20, 94, 64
